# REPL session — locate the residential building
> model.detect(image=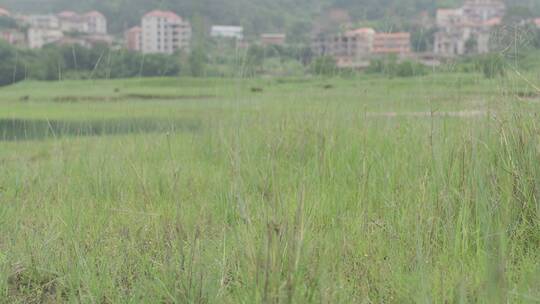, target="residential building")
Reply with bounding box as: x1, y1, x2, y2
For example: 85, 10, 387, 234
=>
27, 28, 64, 48
434, 0, 505, 57
372, 32, 411, 55
125, 26, 142, 51
0, 29, 25, 46
22, 15, 60, 29
261, 33, 286, 46
141, 10, 191, 54
84, 11, 107, 34
58, 11, 89, 33
312, 28, 375, 68
0, 7, 10, 17
535, 18, 540, 28
211, 26, 244, 40
312, 28, 412, 68
56, 10, 107, 34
